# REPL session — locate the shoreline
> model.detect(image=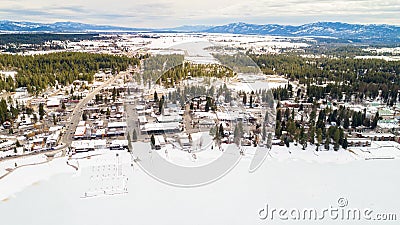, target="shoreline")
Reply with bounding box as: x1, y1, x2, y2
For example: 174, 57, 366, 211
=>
1, 142, 399, 202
